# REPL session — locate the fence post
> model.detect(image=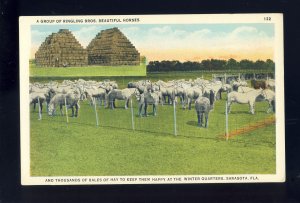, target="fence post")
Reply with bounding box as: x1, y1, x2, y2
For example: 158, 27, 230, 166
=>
37, 97, 42, 120
64, 97, 69, 123
225, 100, 229, 141
173, 101, 177, 136
130, 98, 135, 130
94, 98, 99, 126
